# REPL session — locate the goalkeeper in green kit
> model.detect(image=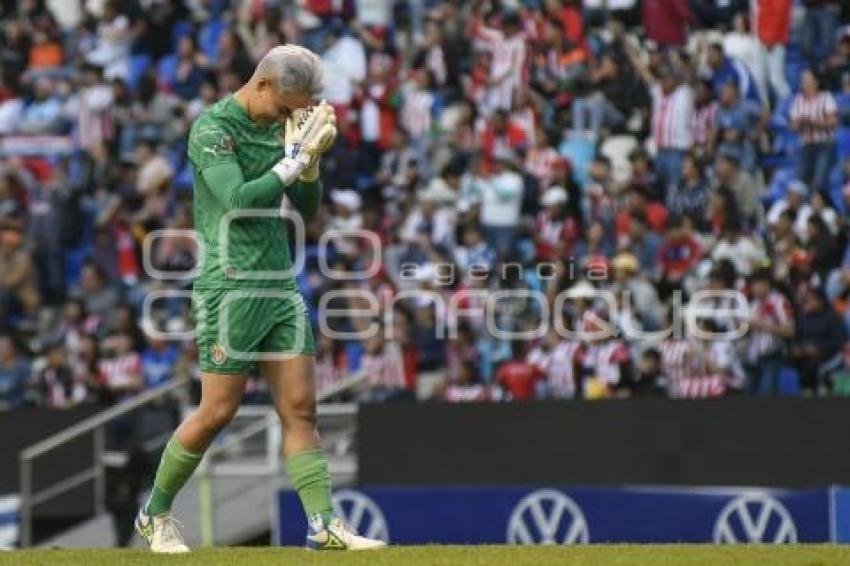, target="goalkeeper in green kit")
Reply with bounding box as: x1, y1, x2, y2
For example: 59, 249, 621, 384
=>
135, 45, 385, 553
